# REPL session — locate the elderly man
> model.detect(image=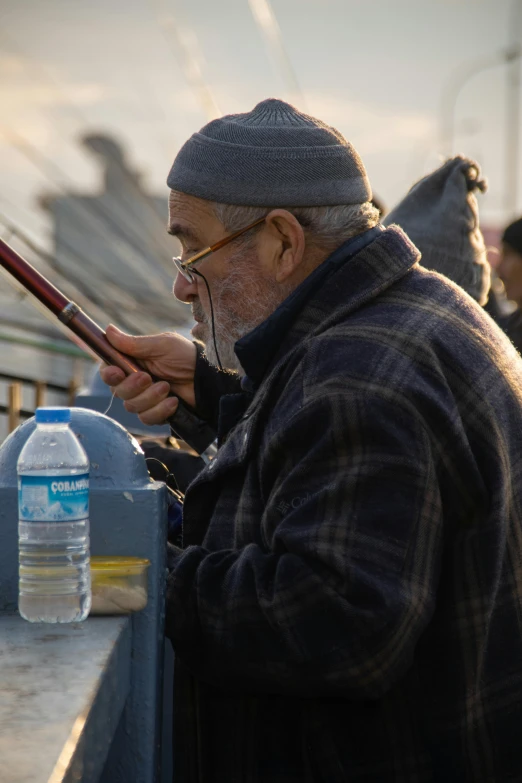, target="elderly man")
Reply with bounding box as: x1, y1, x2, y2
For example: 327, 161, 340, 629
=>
101, 99, 522, 782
